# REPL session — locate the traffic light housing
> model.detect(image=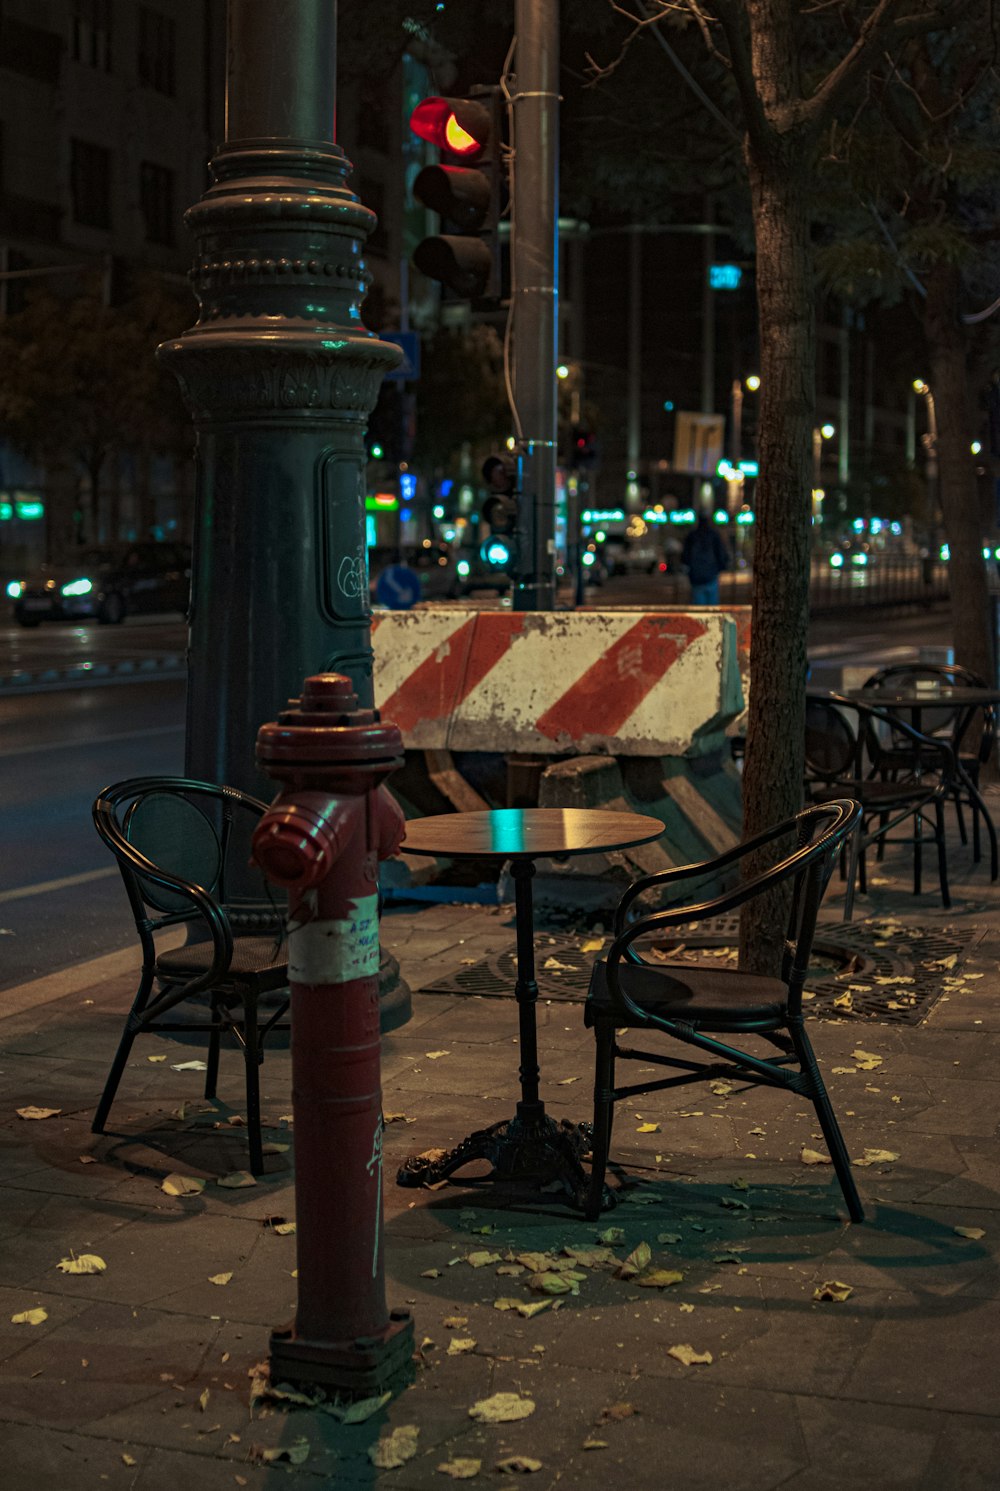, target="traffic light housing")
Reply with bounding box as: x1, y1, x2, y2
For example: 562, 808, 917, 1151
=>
570, 426, 597, 469
481, 453, 518, 565
410, 88, 504, 301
